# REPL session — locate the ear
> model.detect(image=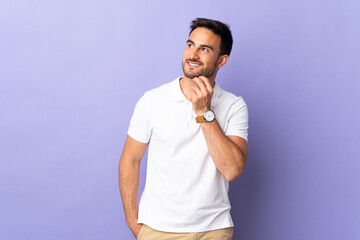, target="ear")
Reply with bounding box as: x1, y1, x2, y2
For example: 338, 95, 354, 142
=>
217, 55, 229, 69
